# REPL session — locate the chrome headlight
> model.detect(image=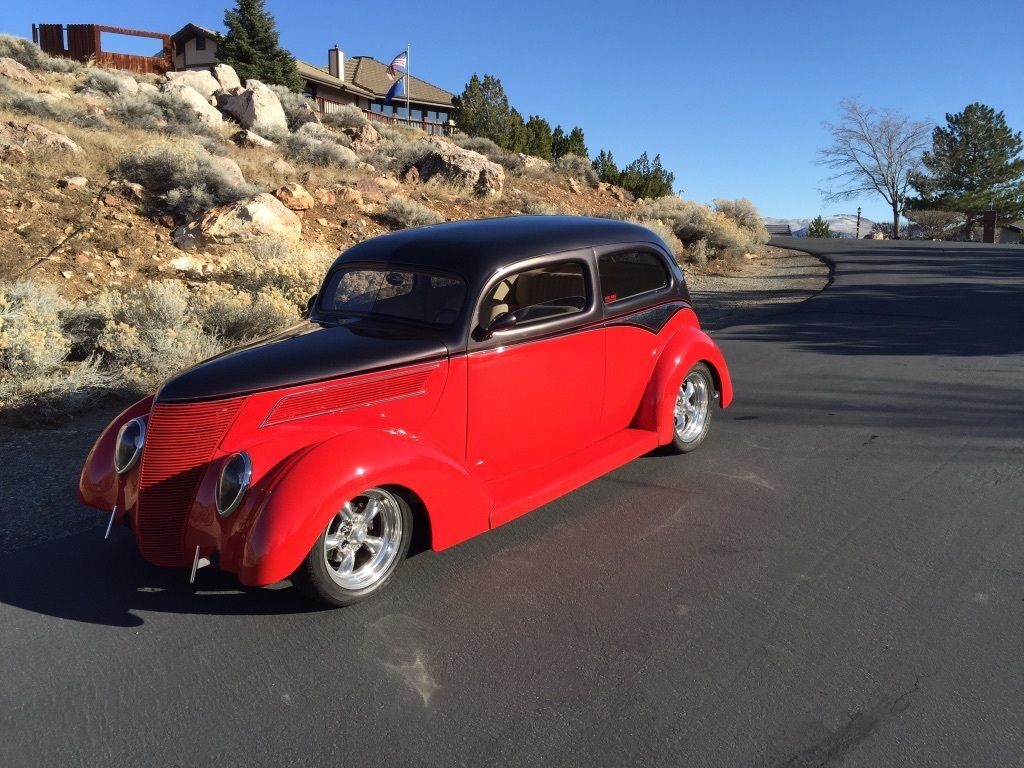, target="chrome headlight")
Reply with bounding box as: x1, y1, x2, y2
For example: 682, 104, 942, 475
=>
114, 417, 146, 474
216, 452, 252, 518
